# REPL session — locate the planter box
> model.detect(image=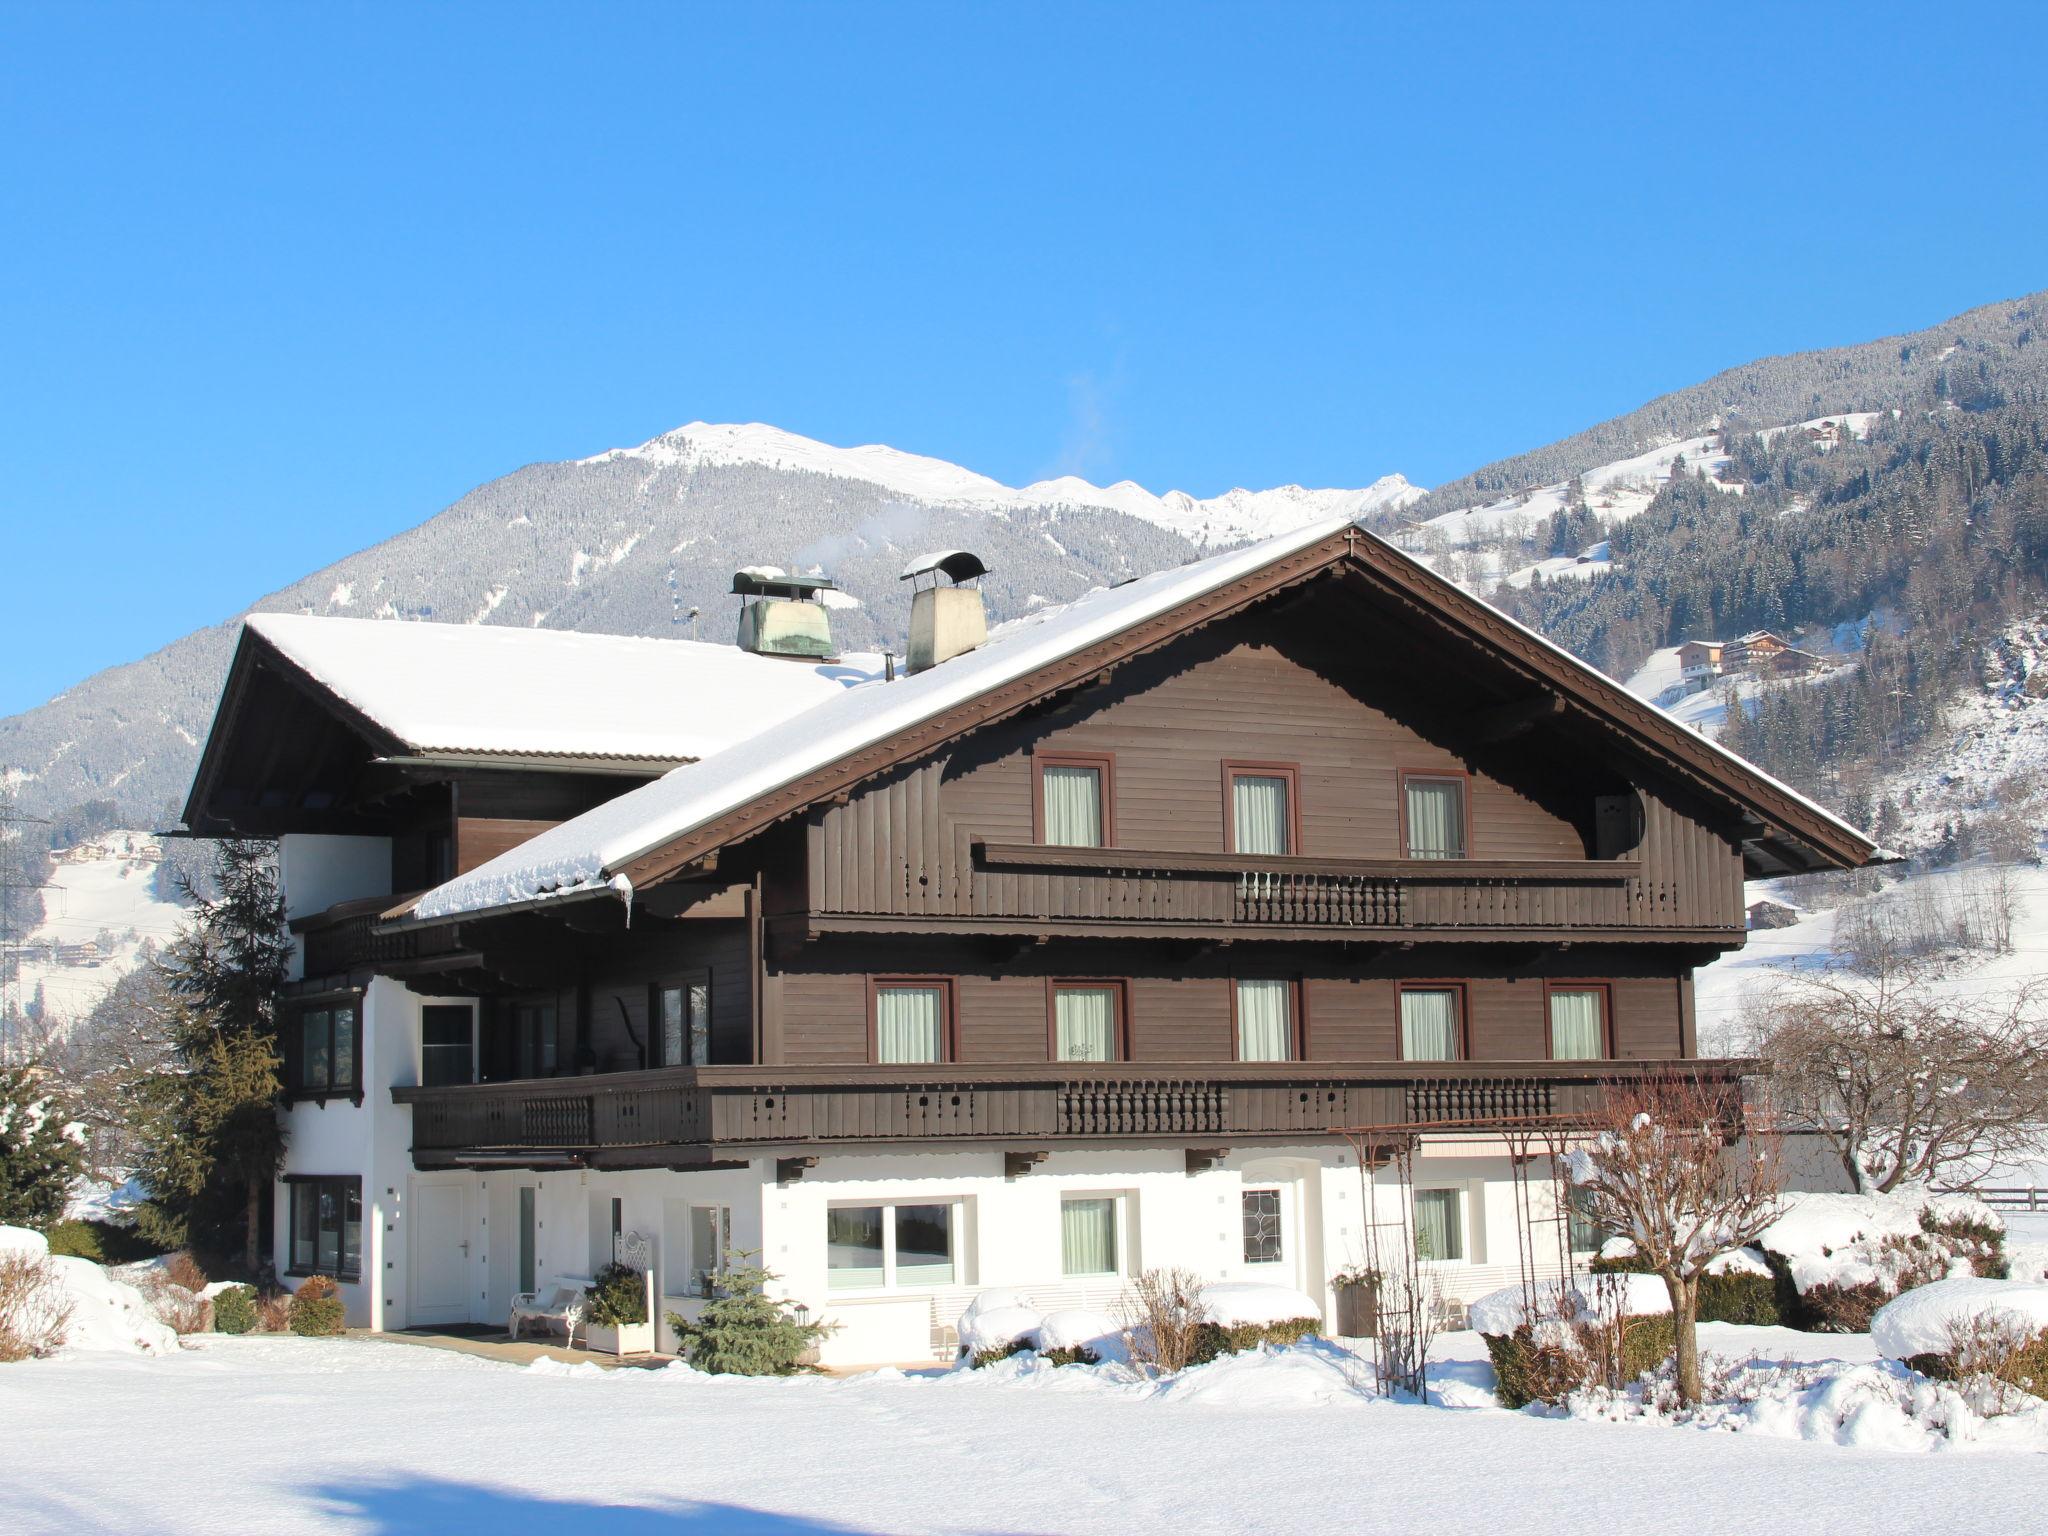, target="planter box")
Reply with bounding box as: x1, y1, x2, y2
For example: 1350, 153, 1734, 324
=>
586, 1319, 655, 1356
1334, 1278, 1381, 1339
